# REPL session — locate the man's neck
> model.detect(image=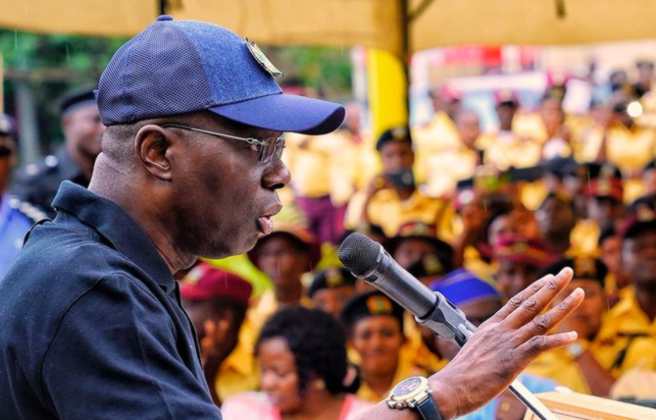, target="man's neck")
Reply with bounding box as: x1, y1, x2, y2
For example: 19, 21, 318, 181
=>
635, 286, 656, 321
88, 156, 195, 275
